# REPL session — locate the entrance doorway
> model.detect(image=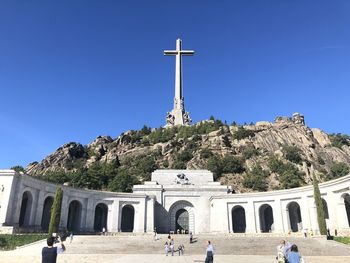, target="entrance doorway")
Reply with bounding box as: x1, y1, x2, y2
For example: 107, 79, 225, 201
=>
41, 196, 54, 231
121, 205, 134, 232
175, 208, 189, 232
259, 204, 274, 233
287, 201, 302, 232
232, 205, 246, 233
